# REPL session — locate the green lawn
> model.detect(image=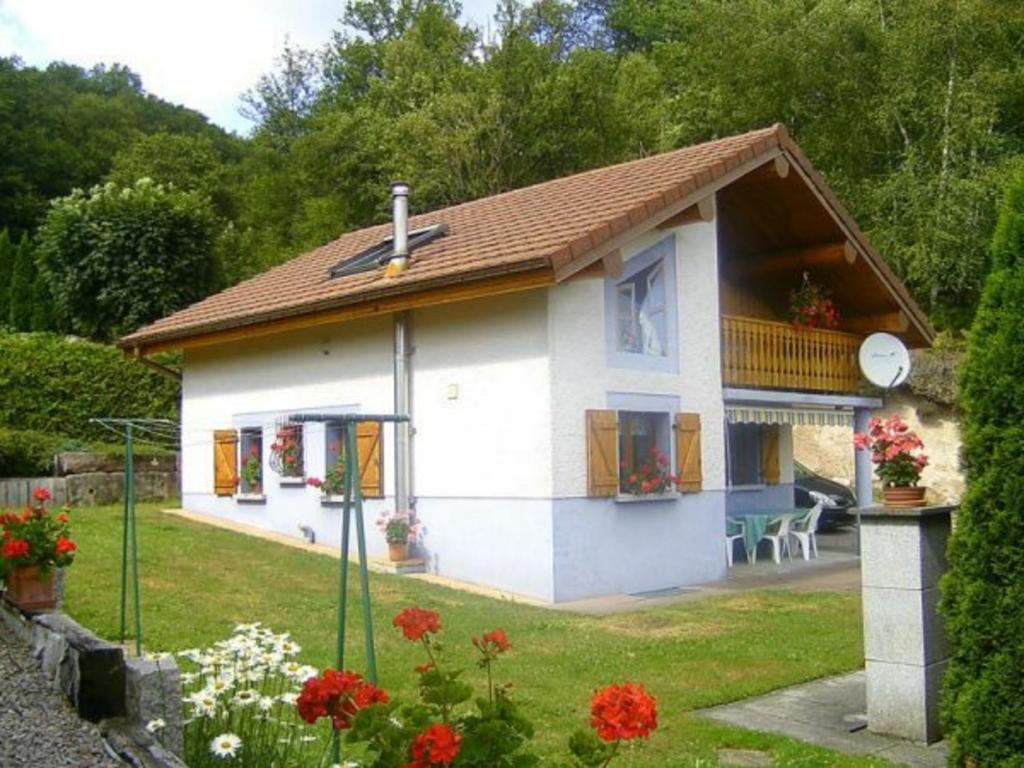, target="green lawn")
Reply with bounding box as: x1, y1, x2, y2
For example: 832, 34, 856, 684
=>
63, 504, 891, 767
